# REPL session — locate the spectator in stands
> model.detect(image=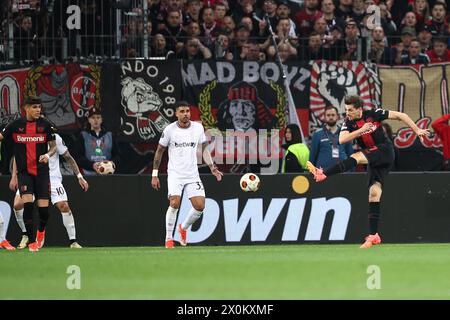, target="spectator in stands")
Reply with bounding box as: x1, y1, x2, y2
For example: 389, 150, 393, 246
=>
183, 0, 202, 26
185, 21, 201, 38
341, 38, 359, 60
276, 17, 299, 47
334, 19, 359, 61
229, 23, 251, 60
14, 16, 36, 62
281, 124, 310, 173
276, 41, 298, 63
76, 108, 121, 175
417, 26, 433, 51
369, 26, 396, 65
232, 0, 257, 24
242, 40, 264, 61
177, 37, 213, 59
344, 19, 360, 43
432, 113, 450, 170
160, 10, 185, 53
379, 2, 398, 38
397, 39, 430, 64
276, 0, 298, 37
261, 0, 279, 32
214, 2, 228, 27
413, 0, 431, 28
321, 0, 346, 31
200, 6, 222, 46
241, 16, 258, 37
395, 27, 417, 56
214, 33, 234, 60
294, 0, 322, 36
309, 106, 354, 170
352, 0, 367, 24
426, 2, 448, 35
298, 31, 324, 61
313, 17, 329, 40
335, 0, 354, 21
222, 16, 236, 38
400, 11, 419, 34
151, 33, 176, 58
426, 36, 450, 62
